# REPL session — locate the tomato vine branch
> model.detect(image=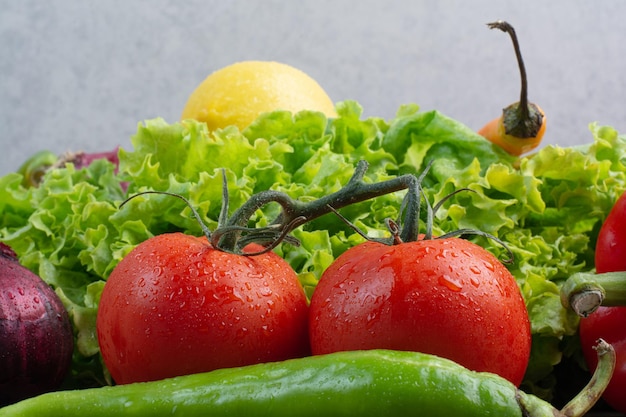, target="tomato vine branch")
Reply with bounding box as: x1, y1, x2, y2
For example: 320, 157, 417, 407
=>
216, 160, 421, 254
120, 160, 514, 263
